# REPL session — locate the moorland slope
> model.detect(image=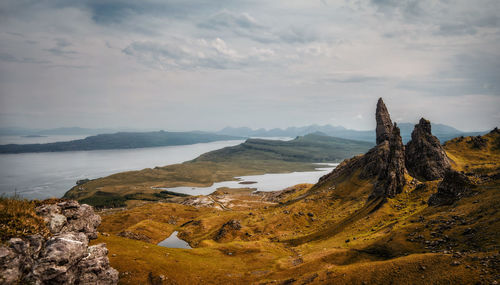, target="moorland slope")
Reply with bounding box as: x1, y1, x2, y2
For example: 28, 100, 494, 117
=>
87, 99, 499, 284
